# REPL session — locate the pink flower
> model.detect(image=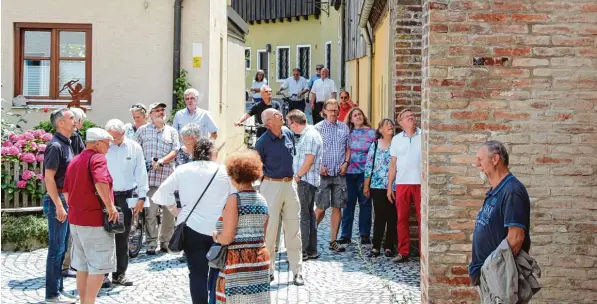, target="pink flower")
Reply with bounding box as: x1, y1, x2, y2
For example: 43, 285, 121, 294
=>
30, 142, 38, 150
37, 174, 44, 180
36, 154, 44, 162
16, 180, 27, 189
1, 147, 7, 155
42, 133, 53, 141
23, 132, 35, 140
15, 140, 27, 148
5, 146, 20, 156
33, 130, 45, 137
38, 144, 47, 152
8, 133, 19, 142
21, 170, 36, 181
2, 141, 11, 147
42, 107, 49, 113
20, 152, 36, 163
